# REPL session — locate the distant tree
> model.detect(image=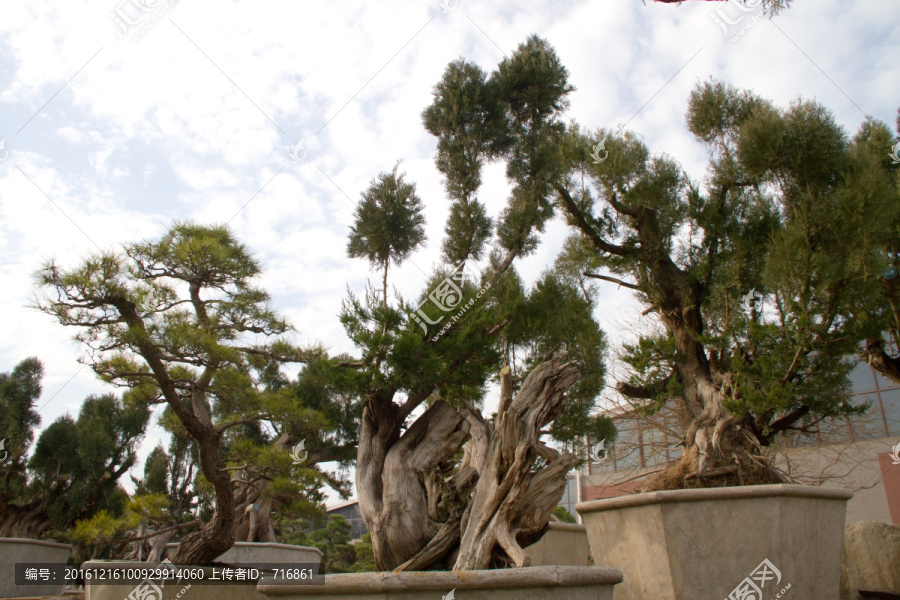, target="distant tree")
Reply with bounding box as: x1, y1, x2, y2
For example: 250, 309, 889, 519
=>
857, 111, 900, 386
30, 394, 149, 533
0, 370, 148, 541
0, 358, 43, 504
552, 506, 576, 523
349, 533, 377, 573
307, 515, 358, 573
134, 445, 169, 496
